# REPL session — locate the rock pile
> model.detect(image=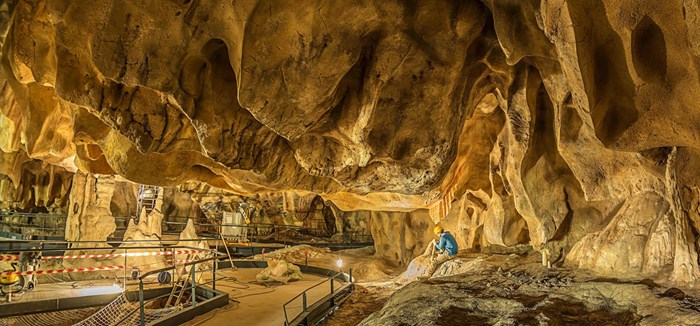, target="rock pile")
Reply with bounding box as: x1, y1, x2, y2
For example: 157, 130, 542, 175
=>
256, 260, 303, 284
